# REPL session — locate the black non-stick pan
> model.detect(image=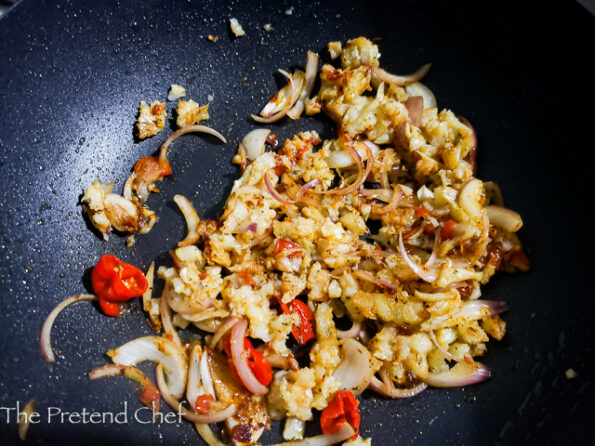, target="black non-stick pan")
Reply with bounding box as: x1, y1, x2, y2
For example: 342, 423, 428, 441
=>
1, 0, 594, 445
